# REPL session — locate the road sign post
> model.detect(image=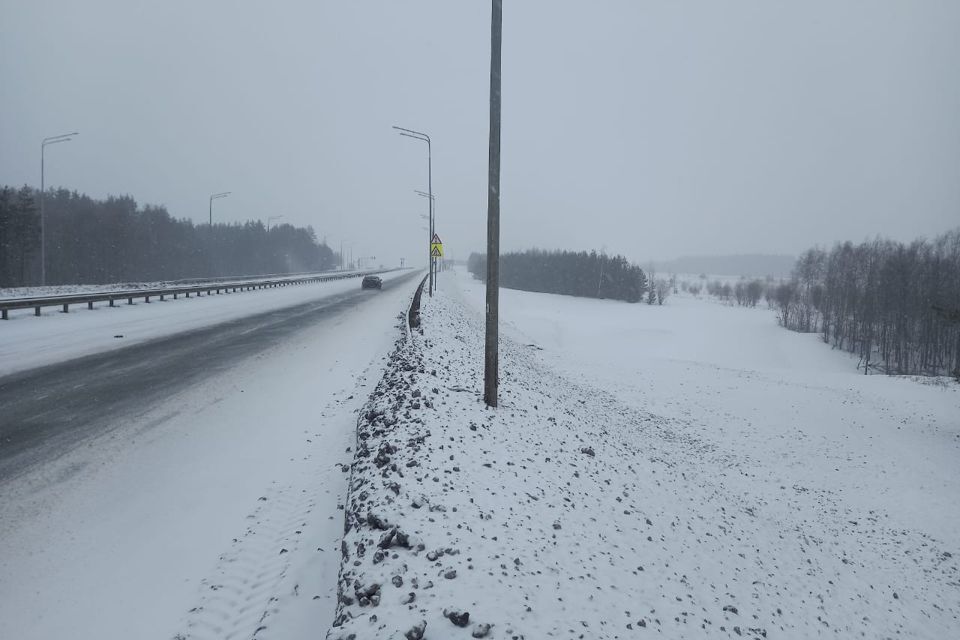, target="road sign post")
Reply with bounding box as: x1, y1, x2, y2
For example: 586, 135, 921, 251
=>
430, 233, 444, 261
